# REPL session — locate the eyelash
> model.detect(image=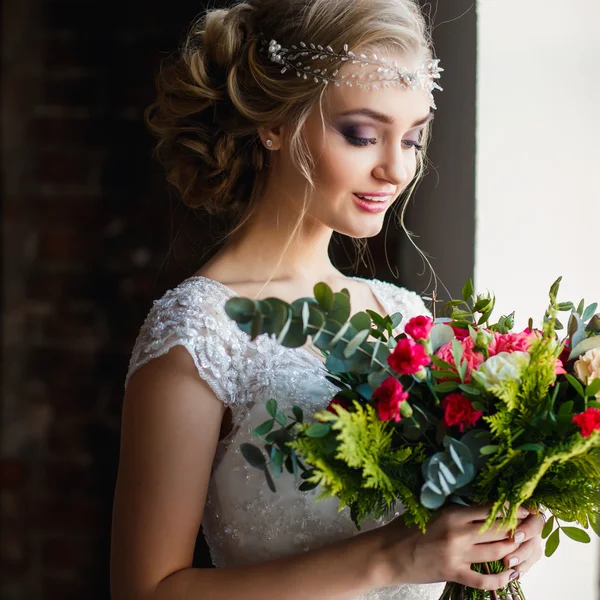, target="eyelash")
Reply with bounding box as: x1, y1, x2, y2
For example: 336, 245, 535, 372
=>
344, 135, 424, 152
